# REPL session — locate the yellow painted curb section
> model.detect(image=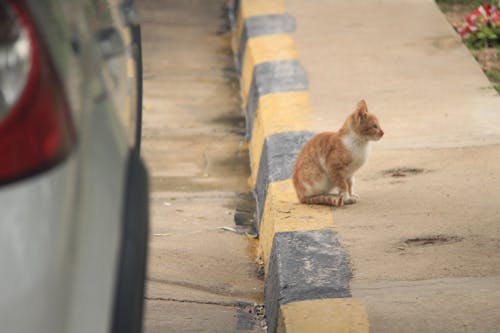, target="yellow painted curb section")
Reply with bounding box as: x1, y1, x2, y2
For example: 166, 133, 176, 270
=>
259, 179, 334, 273
241, 34, 298, 103
234, 0, 286, 55
278, 298, 369, 333
249, 91, 312, 188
